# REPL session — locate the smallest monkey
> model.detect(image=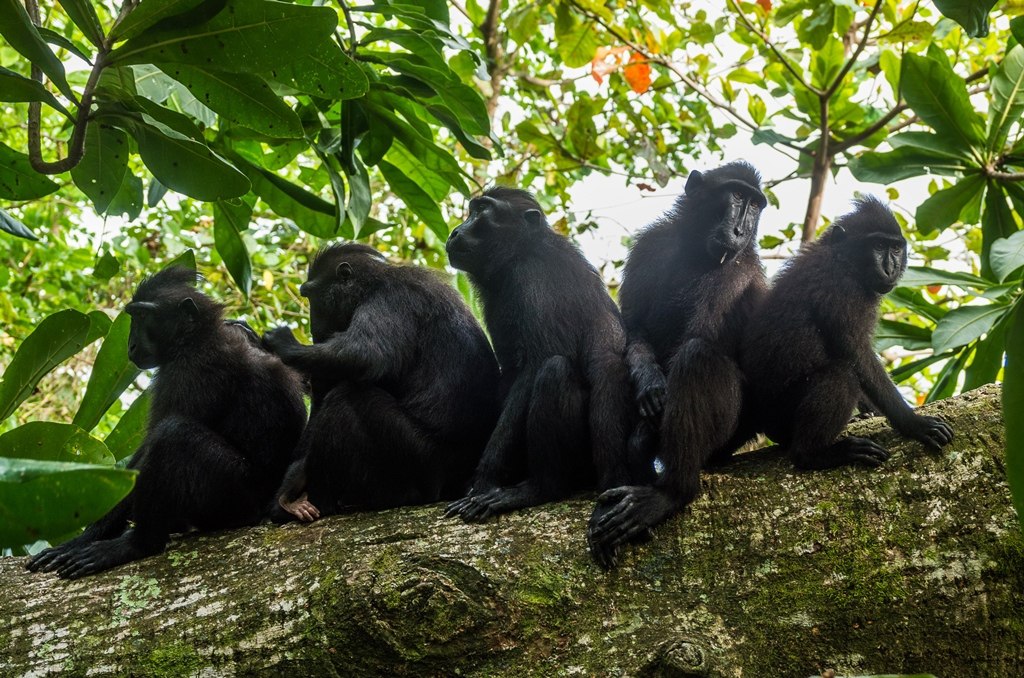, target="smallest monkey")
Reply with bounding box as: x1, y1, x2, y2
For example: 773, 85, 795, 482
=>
741, 197, 953, 469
